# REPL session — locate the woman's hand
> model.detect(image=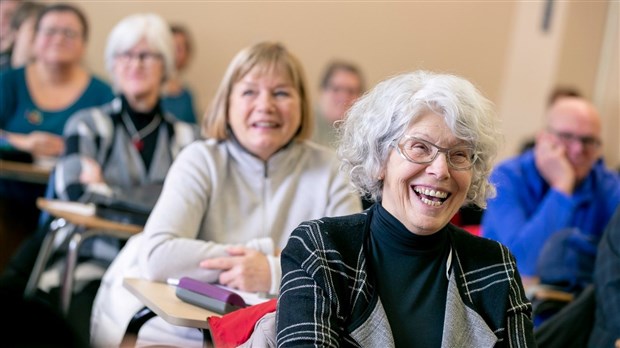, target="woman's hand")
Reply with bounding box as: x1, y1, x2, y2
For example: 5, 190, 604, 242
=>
79, 157, 105, 184
199, 246, 271, 293
8, 131, 65, 157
